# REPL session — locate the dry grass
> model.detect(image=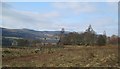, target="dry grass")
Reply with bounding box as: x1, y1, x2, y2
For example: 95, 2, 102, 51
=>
2, 45, 119, 67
